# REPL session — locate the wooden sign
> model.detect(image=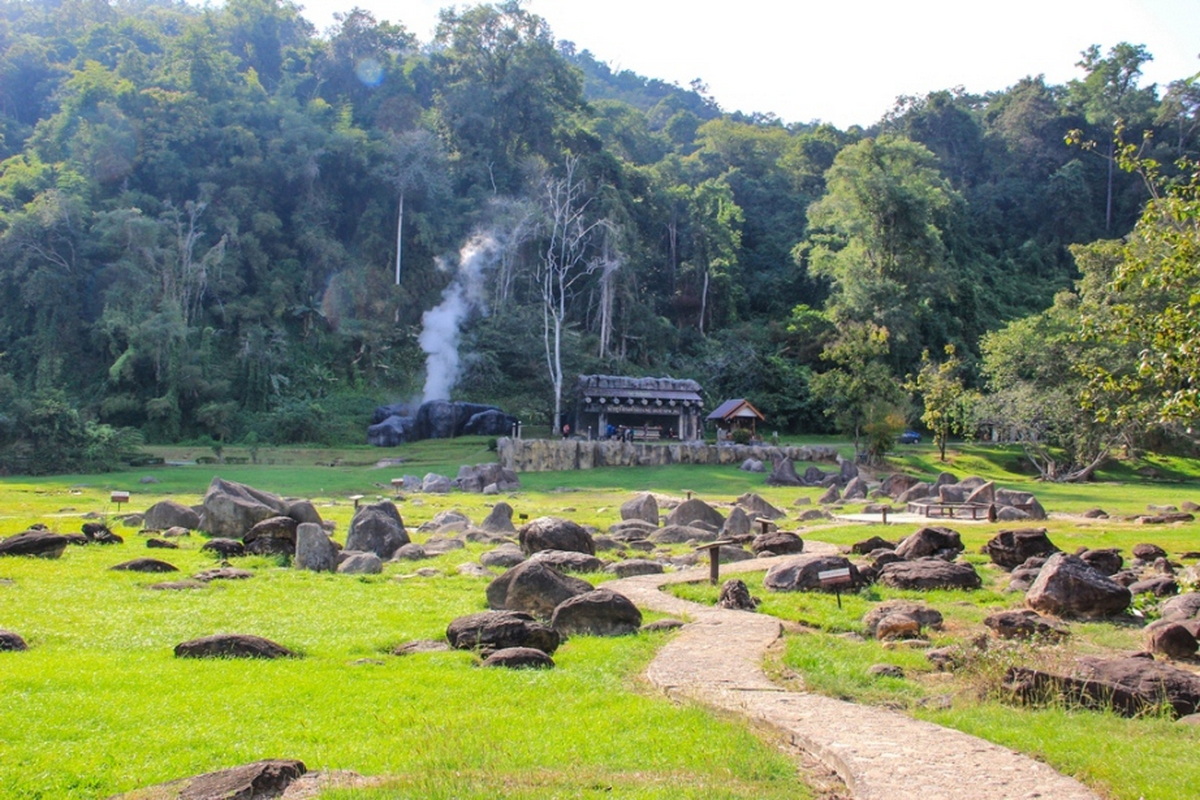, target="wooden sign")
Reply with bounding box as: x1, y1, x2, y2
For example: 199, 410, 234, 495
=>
110, 491, 130, 504
817, 567, 852, 586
